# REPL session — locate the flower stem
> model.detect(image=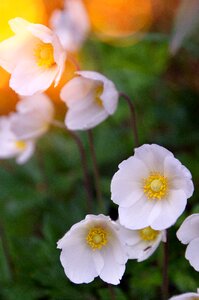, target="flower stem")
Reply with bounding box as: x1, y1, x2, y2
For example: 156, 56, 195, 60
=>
0, 220, 14, 281
87, 130, 103, 211
67, 53, 81, 71
108, 284, 116, 300
119, 92, 139, 147
52, 120, 93, 212
162, 230, 169, 300
69, 130, 93, 212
